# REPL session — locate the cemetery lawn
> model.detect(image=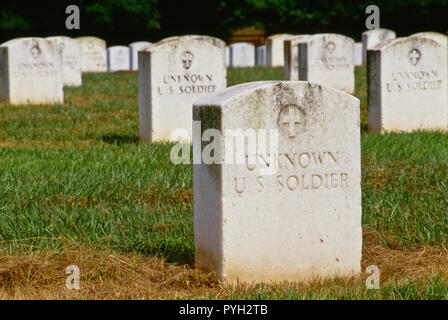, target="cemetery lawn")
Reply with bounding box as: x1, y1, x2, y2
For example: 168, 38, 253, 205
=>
1, 67, 448, 299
